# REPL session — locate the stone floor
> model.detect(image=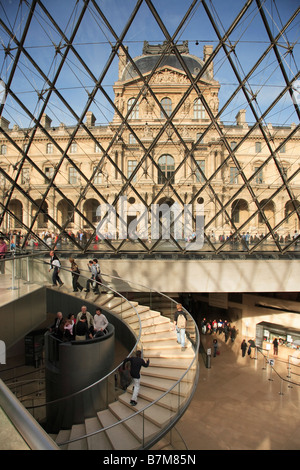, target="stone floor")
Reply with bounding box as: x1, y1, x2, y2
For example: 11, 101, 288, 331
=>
176, 334, 300, 450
